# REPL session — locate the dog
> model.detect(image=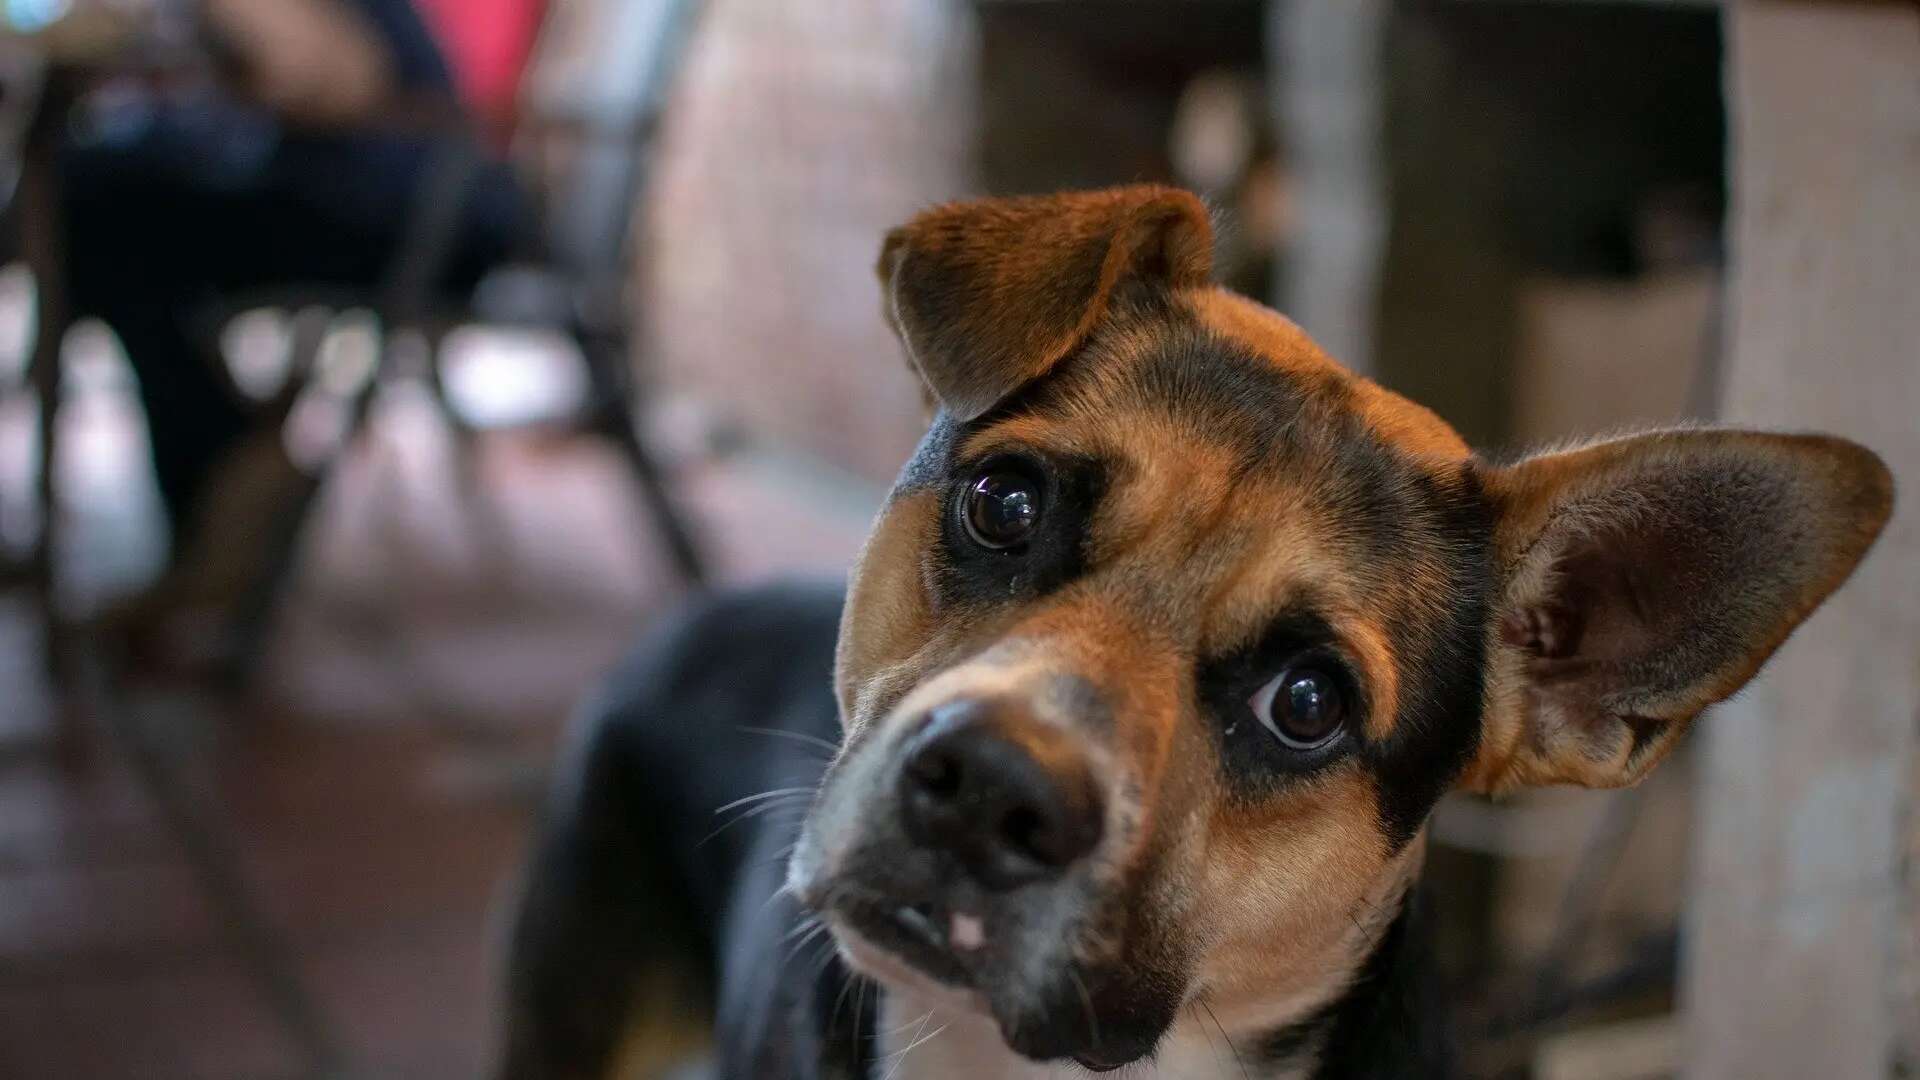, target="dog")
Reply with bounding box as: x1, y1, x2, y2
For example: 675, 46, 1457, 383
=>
498, 185, 1893, 1079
